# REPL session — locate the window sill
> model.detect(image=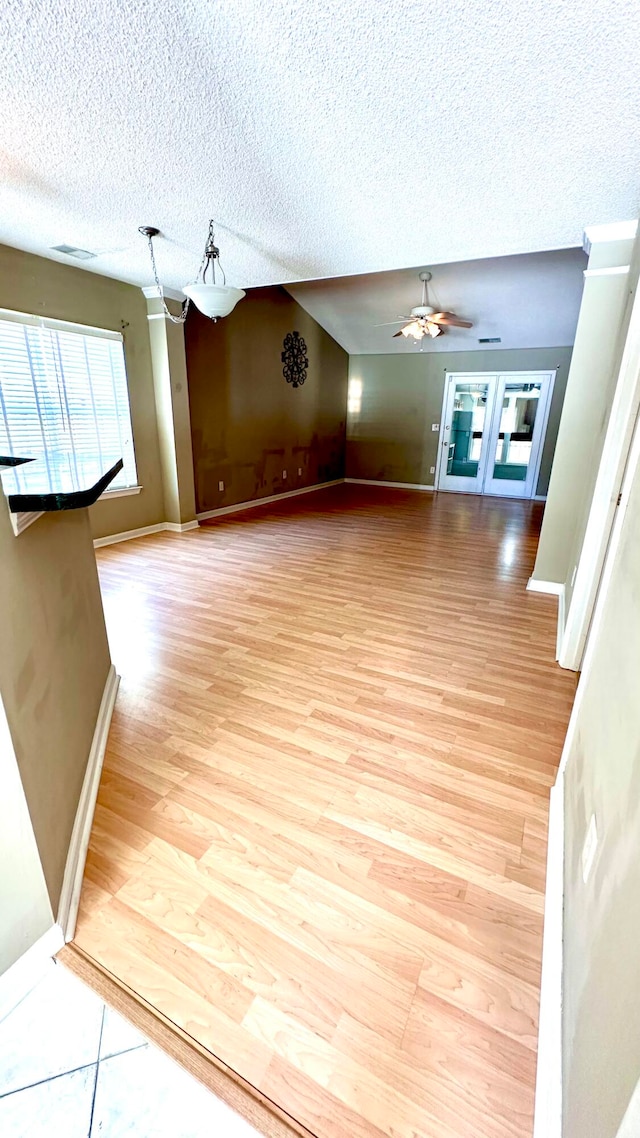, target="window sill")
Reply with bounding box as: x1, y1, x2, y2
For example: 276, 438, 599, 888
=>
99, 485, 143, 500
10, 509, 44, 536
